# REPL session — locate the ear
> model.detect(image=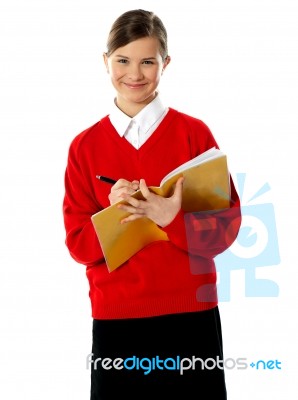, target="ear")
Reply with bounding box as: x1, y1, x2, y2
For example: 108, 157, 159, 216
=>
162, 55, 171, 71
103, 52, 109, 73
